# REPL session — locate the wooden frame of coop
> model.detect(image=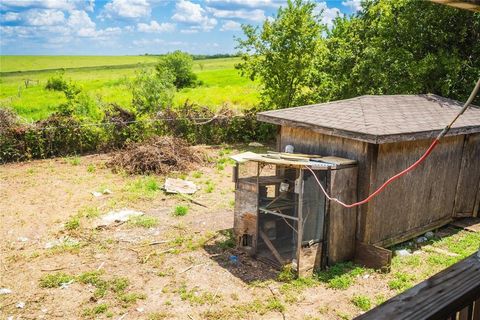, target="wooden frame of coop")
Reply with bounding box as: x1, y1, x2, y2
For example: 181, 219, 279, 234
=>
232, 152, 357, 276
